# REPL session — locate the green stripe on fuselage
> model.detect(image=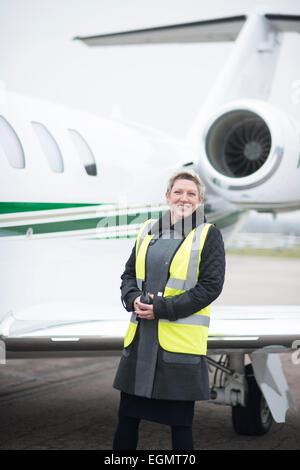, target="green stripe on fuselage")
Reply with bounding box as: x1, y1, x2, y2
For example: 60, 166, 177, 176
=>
0, 208, 244, 238
0, 202, 104, 214
0, 210, 164, 237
